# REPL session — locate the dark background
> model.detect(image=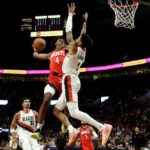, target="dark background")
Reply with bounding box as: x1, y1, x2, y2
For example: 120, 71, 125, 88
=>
0, 1, 150, 147
0, 0, 150, 69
